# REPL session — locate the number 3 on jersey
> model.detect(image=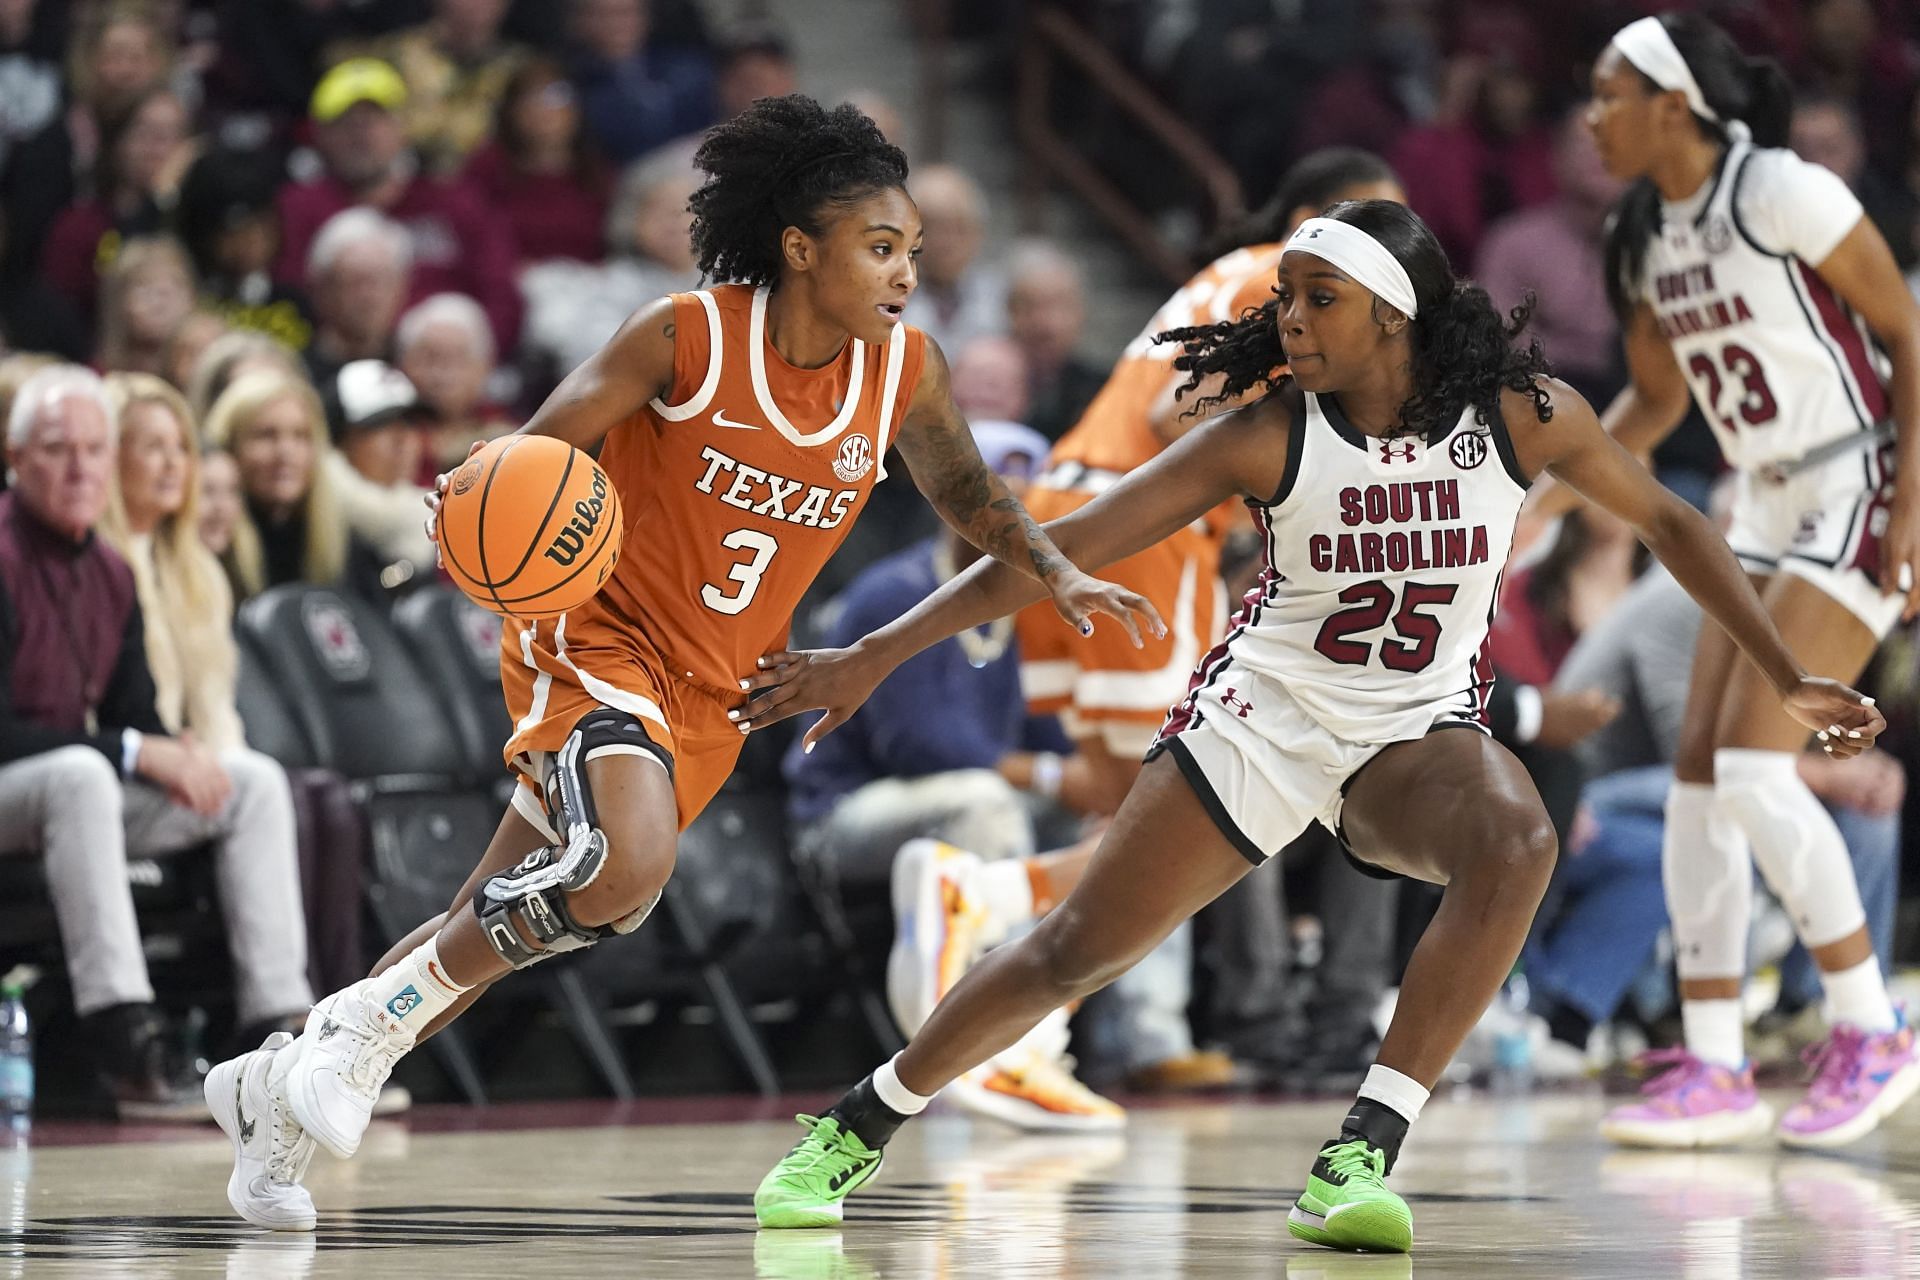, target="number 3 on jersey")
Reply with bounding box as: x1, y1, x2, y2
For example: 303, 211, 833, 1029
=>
701, 528, 779, 615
